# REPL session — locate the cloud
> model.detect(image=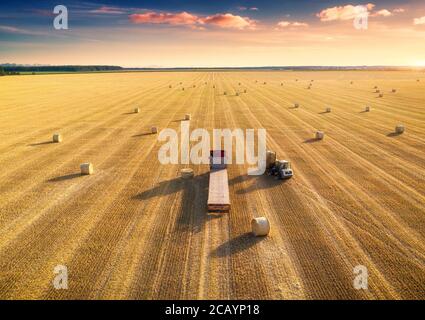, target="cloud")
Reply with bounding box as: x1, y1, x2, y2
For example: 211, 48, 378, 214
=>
201, 13, 257, 29
129, 11, 199, 26
0, 25, 47, 36
393, 8, 405, 13
372, 9, 392, 17
276, 21, 308, 29
129, 11, 256, 30
91, 6, 127, 14
413, 16, 425, 25
250, 7, 259, 11
317, 3, 375, 22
